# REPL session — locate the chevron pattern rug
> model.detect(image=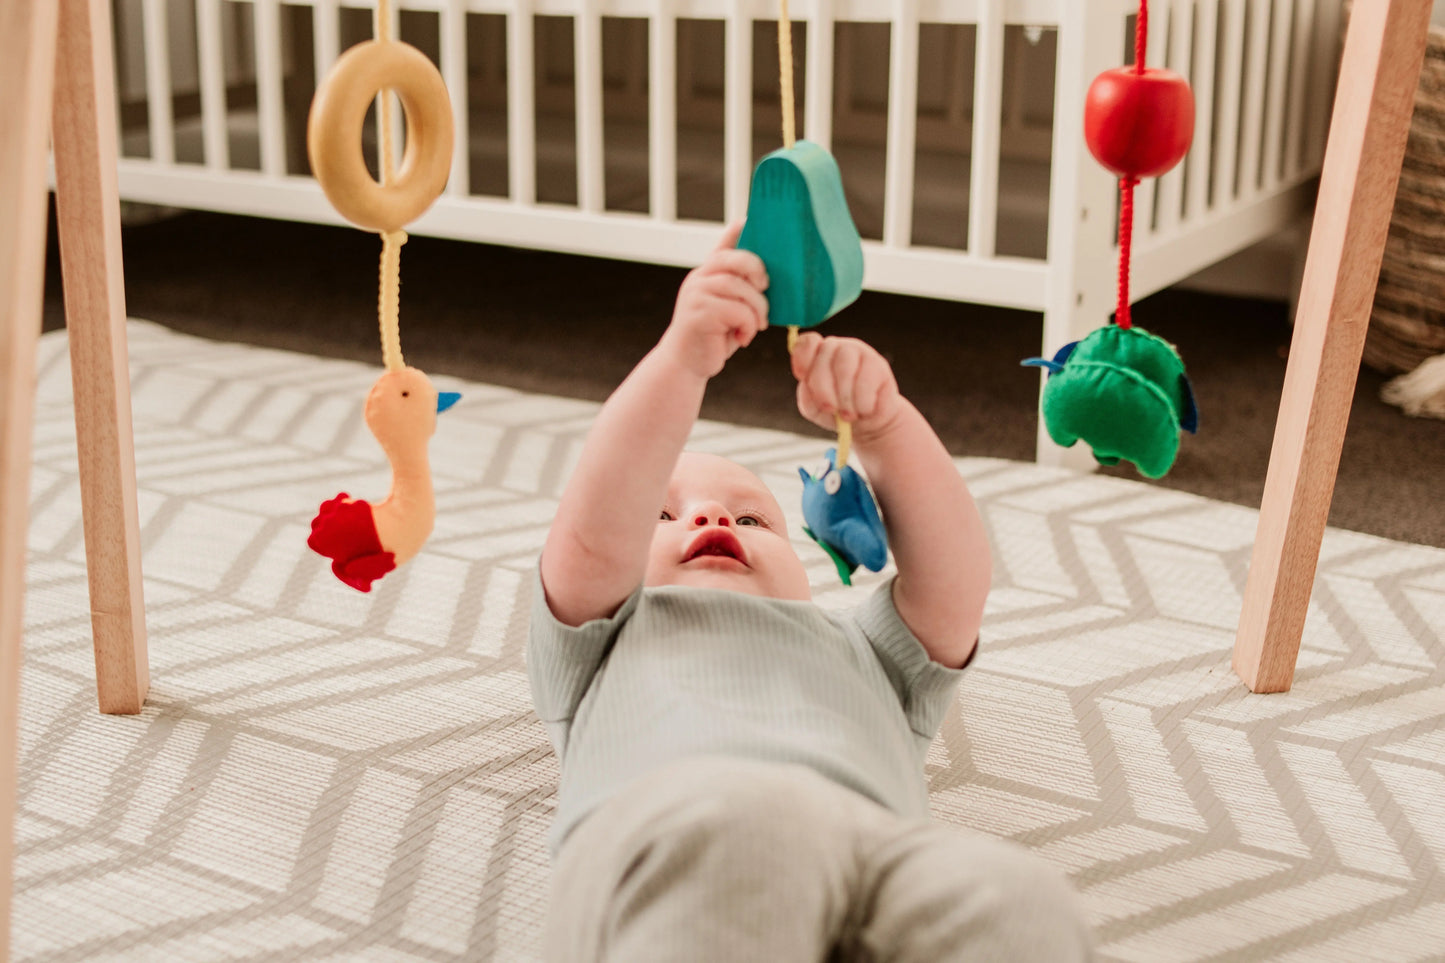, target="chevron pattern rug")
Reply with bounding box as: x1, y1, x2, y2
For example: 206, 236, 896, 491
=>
13, 320, 1445, 961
